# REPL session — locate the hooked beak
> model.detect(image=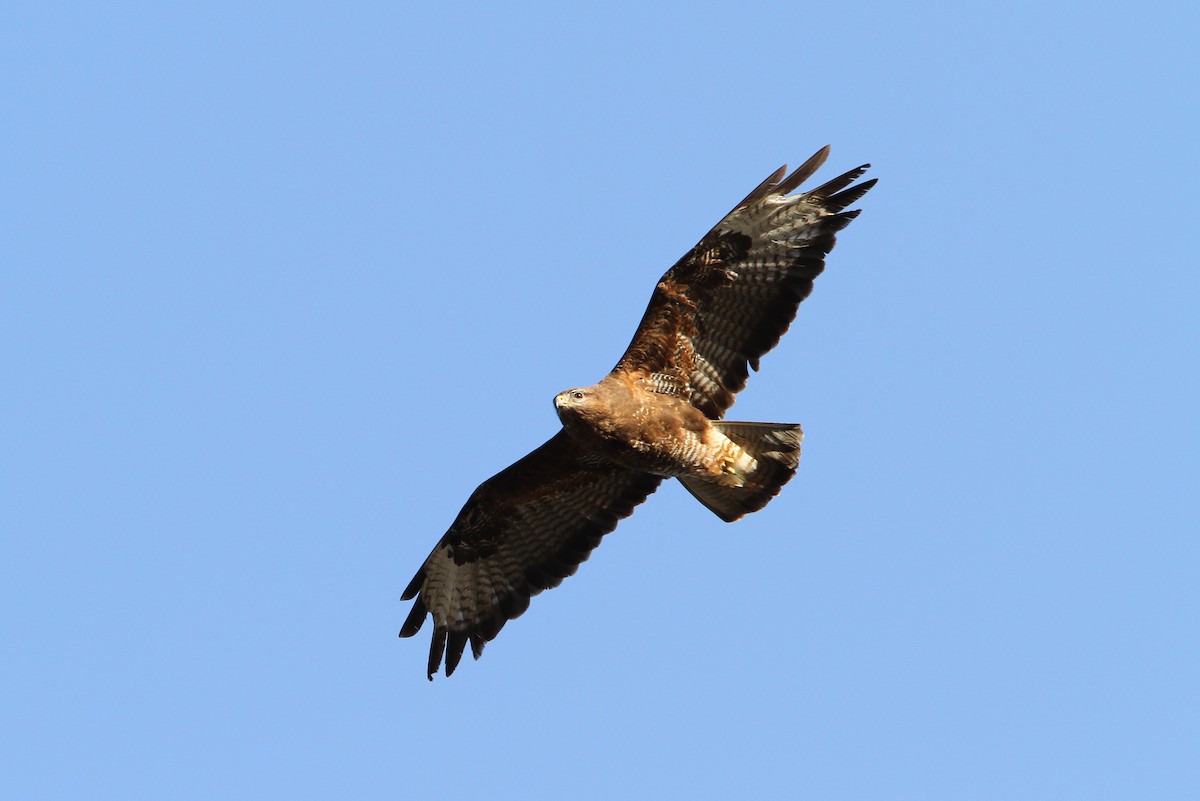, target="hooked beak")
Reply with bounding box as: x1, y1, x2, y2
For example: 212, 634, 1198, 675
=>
554, 390, 580, 412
